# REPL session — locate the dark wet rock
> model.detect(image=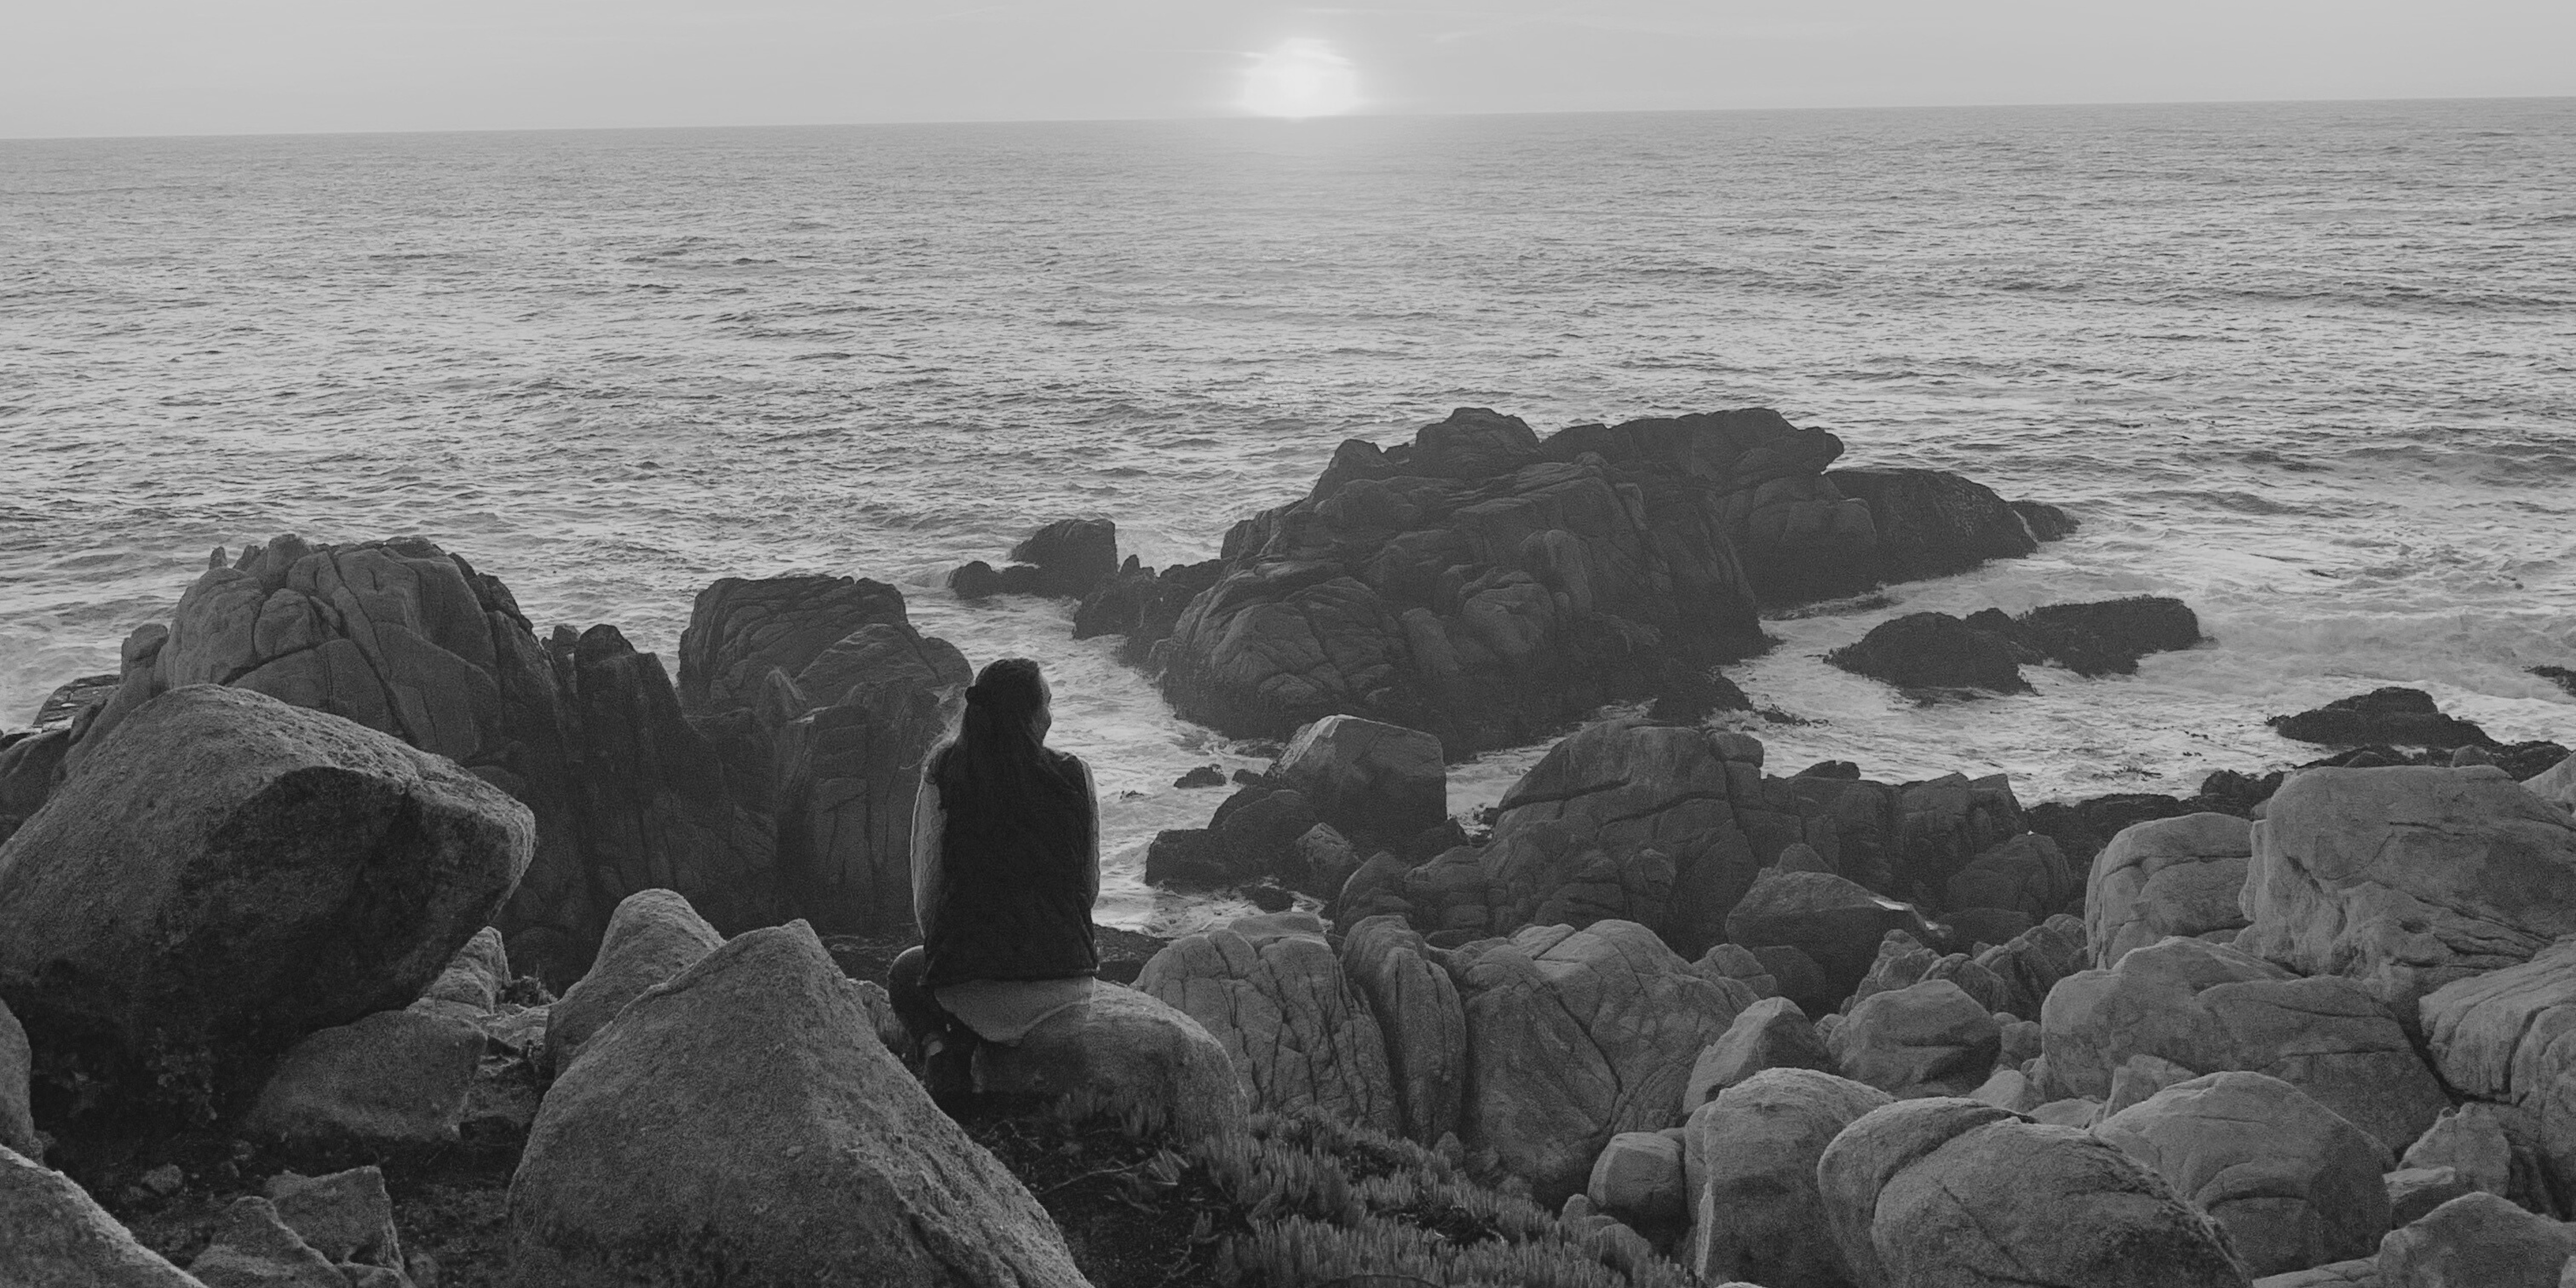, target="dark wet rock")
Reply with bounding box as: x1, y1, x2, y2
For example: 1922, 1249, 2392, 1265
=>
31, 673, 118, 731
1977, 596, 2204, 677
1796, 759, 1862, 779
1007, 517, 1120, 598
2010, 499, 2079, 542
1271, 714, 1446, 849
1751, 944, 1837, 1016
1726, 870, 1930, 1005
946, 559, 1045, 600
1148, 406, 2061, 755
1825, 612, 2030, 694
0, 685, 533, 1101
1945, 832, 2077, 921
1173, 764, 1226, 788
2268, 687, 2496, 750
1825, 466, 2041, 585
509, 922, 1086, 1287
2534, 665, 2576, 698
